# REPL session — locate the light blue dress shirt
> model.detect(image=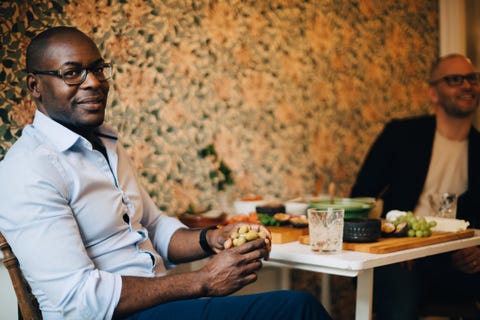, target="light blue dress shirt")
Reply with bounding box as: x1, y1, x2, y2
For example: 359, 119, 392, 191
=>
0, 110, 186, 319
